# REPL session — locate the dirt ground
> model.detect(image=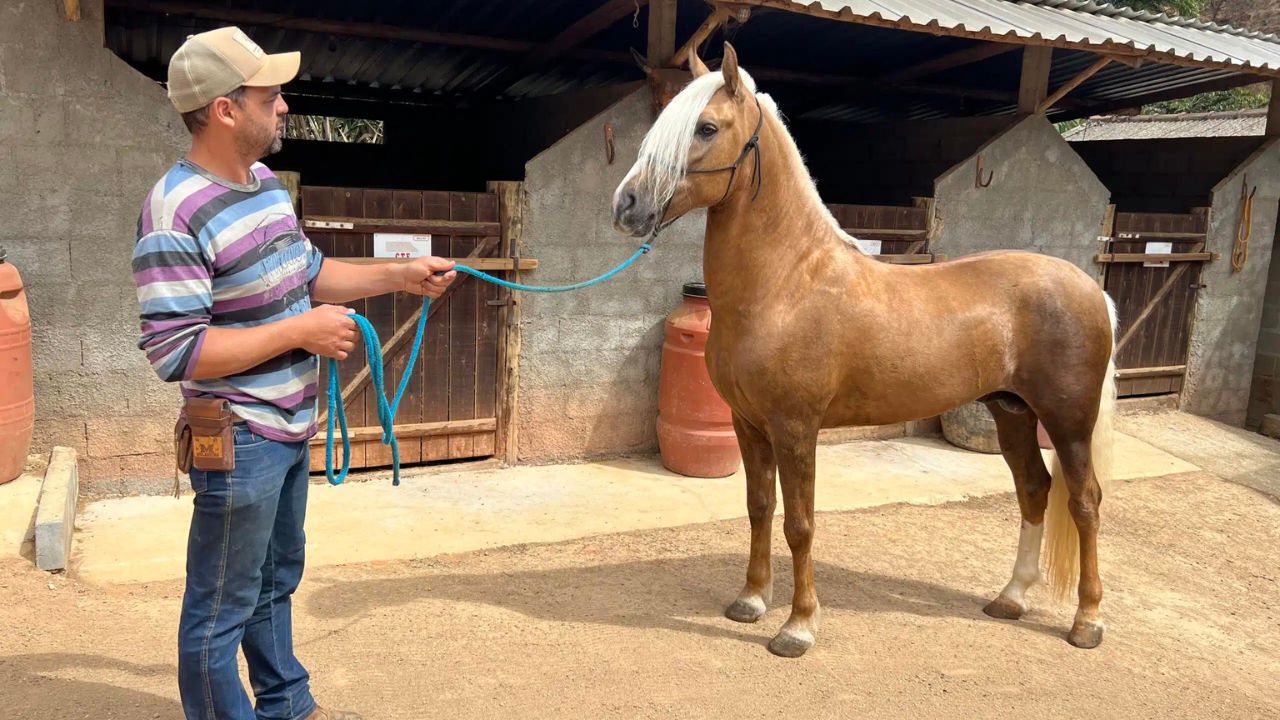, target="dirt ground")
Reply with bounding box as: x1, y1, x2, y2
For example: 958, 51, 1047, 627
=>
2, 471, 1277, 719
